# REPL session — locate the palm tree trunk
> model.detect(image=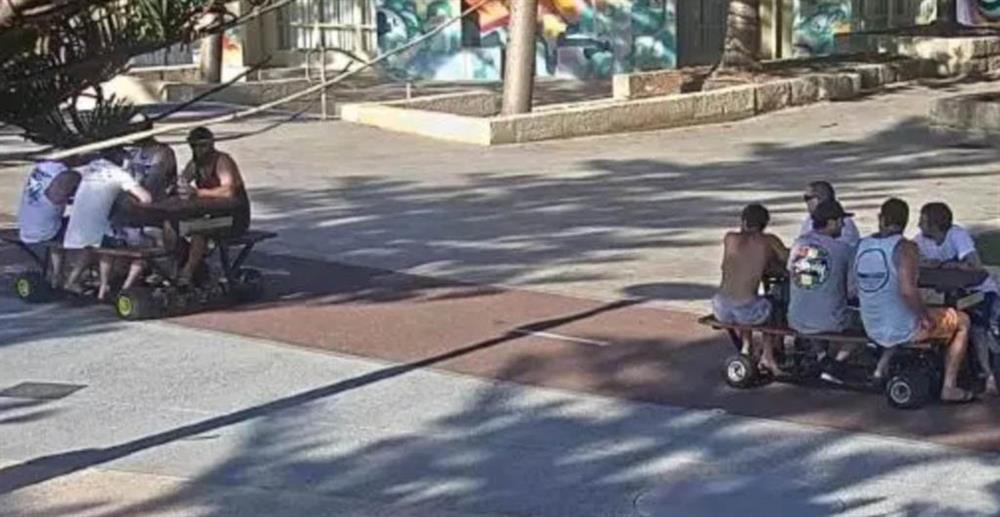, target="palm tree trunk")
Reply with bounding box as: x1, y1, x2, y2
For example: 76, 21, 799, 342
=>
501, 0, 537, 114
718, 0, 760, 71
